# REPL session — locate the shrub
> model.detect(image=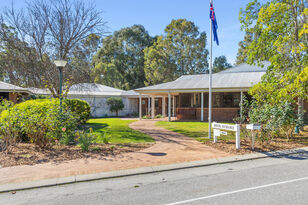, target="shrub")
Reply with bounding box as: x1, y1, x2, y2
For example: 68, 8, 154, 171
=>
64, 99, 91, 125
77, 128, 95, 151
59, 127, 75, 145
0, 99, 13, 114
0, 109, 19, 153
142, 115, 151, 119
155, 114, 163, 119
0, 99, 77, 148
249, 100, 297, 141
106, 97, 124, 116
